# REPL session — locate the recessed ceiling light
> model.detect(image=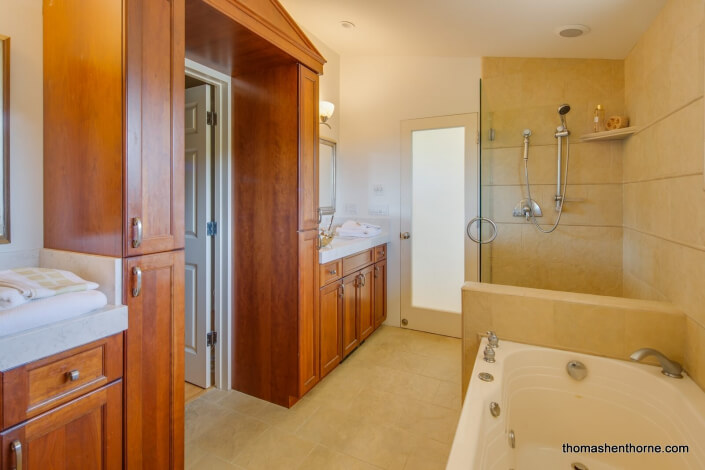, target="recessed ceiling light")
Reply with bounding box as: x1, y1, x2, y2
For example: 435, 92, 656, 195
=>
340, 20, 356, 30
555, 24, 591, 38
